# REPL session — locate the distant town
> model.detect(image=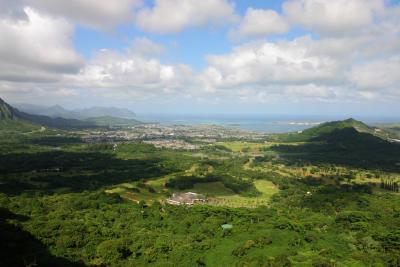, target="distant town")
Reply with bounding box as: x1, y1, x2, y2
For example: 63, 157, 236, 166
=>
81, 123, 267, 148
